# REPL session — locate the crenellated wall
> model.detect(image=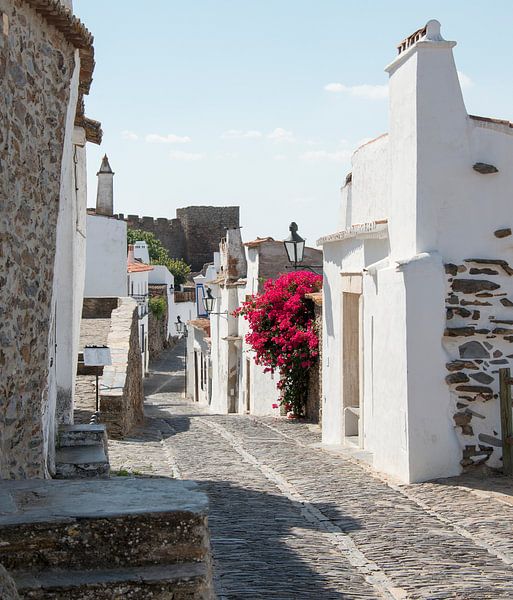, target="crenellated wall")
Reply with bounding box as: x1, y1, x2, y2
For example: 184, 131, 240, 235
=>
115, 206, 240, 272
